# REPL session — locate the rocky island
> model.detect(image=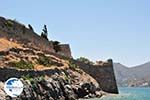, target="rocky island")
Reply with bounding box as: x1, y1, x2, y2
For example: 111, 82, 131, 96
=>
0, 16, 118, 100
